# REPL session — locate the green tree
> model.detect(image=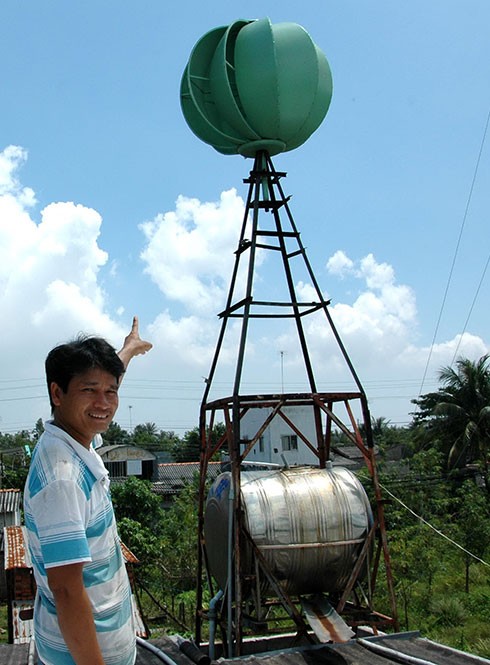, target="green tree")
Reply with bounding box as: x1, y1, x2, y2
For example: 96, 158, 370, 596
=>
0, 429, 34, 489
173, 423, 226, 462
156, 430, 181, 455
102, 421, 131, 446
173, 427, 200, 462
412, 355, 490, 488
33, 418, 45, 439
111, 476, 164, 531
453, 480, 490, 593
116, 517, 162, 587
132, 422, 162, 451
159, 477, 200, 594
